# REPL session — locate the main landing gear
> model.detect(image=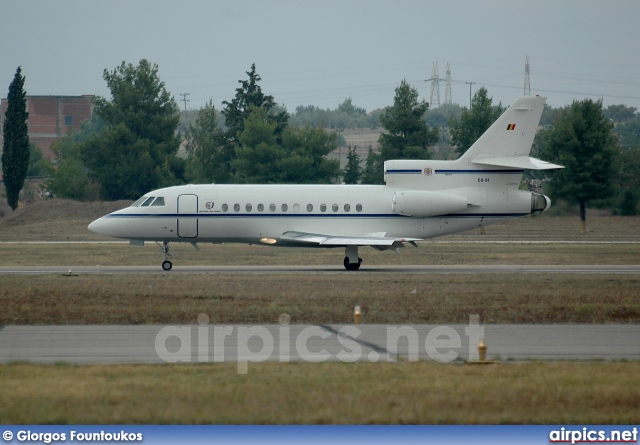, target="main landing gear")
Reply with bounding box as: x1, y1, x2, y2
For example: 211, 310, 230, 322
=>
158, 241, 176, 271
343, 245, 362, 271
